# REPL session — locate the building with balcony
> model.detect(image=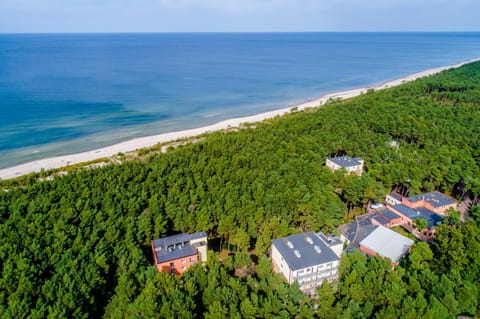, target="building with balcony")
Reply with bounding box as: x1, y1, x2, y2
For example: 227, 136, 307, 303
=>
151, 232, 207, 275
271, 232, 343, 296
